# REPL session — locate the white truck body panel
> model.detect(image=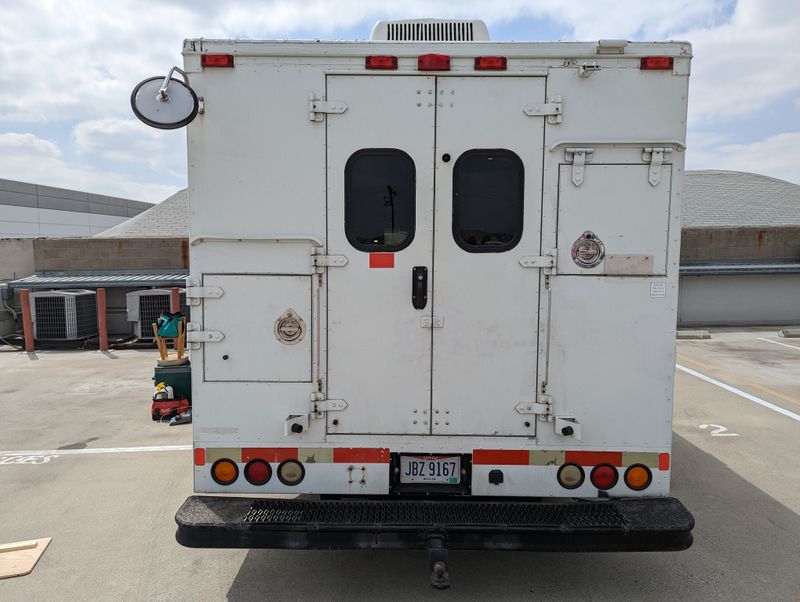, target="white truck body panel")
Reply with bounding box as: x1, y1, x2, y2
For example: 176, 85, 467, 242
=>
182, 35, 690, 498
